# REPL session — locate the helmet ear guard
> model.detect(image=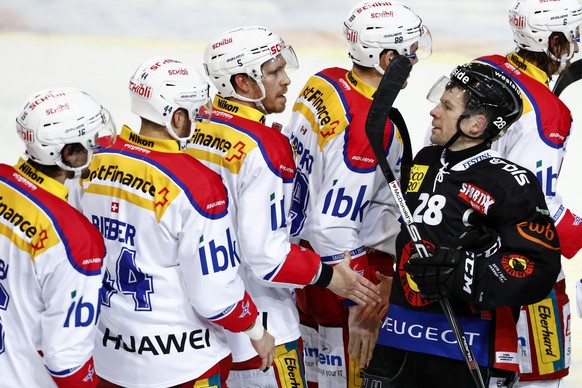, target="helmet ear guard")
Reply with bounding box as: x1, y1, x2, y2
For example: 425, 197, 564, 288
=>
16, 87, 117, 174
